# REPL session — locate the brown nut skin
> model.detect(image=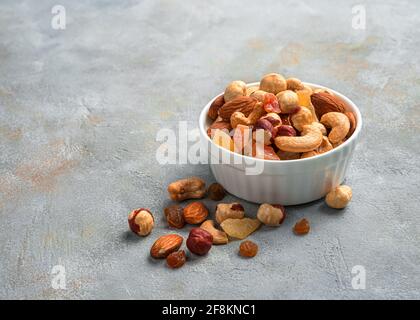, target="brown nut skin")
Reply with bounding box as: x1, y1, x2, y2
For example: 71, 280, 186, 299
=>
207, 120, 232, 138
345, 111, 356, 138
166, 250, 186, 269
311, 92, 346, 118
259, 73, 287, 94
224, 80, 247, 102
215, 203, 245, 224
239, 240, 258, 258
168, 177, 206, 201
325, 185, 352, 209
186, 228, 213, 255
253, 118, 275, 145
218, 96, 257, 121
207, 183, 226, 201
208, 95, 225, 120
183, 202, 209, 224
150, 234, 183, 259
257, 204, 286, 226
128, 208, 154, 236
164, 205, 185, 229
